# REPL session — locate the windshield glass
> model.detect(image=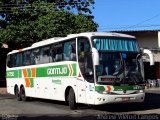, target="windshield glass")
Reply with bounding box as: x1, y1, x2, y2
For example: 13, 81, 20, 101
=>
93, 37, 139, 52
96, 52, 144, 85
124, 53, 144, 84
96, 52, 121, 76
93, 37, 144, 85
